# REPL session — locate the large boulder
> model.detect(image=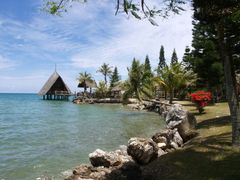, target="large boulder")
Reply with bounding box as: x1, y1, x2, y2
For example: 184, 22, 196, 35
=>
159, 104, 170, 117
127, 137, 158, 165
152, 128, 183, 149
127, 103, 145, 110
172, 130, 183, 147
166, 104, 187, 127
114, 145, 133, 164
66, 165, 111, 180
165, 104, 197, 142
152, 129, 174, 146
89, 149, 121, 167
127, 98, 140, 104
89, 147, 132, 168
